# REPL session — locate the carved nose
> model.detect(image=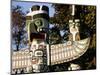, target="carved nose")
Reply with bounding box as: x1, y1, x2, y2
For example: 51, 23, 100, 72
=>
73, 23, 75, 28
